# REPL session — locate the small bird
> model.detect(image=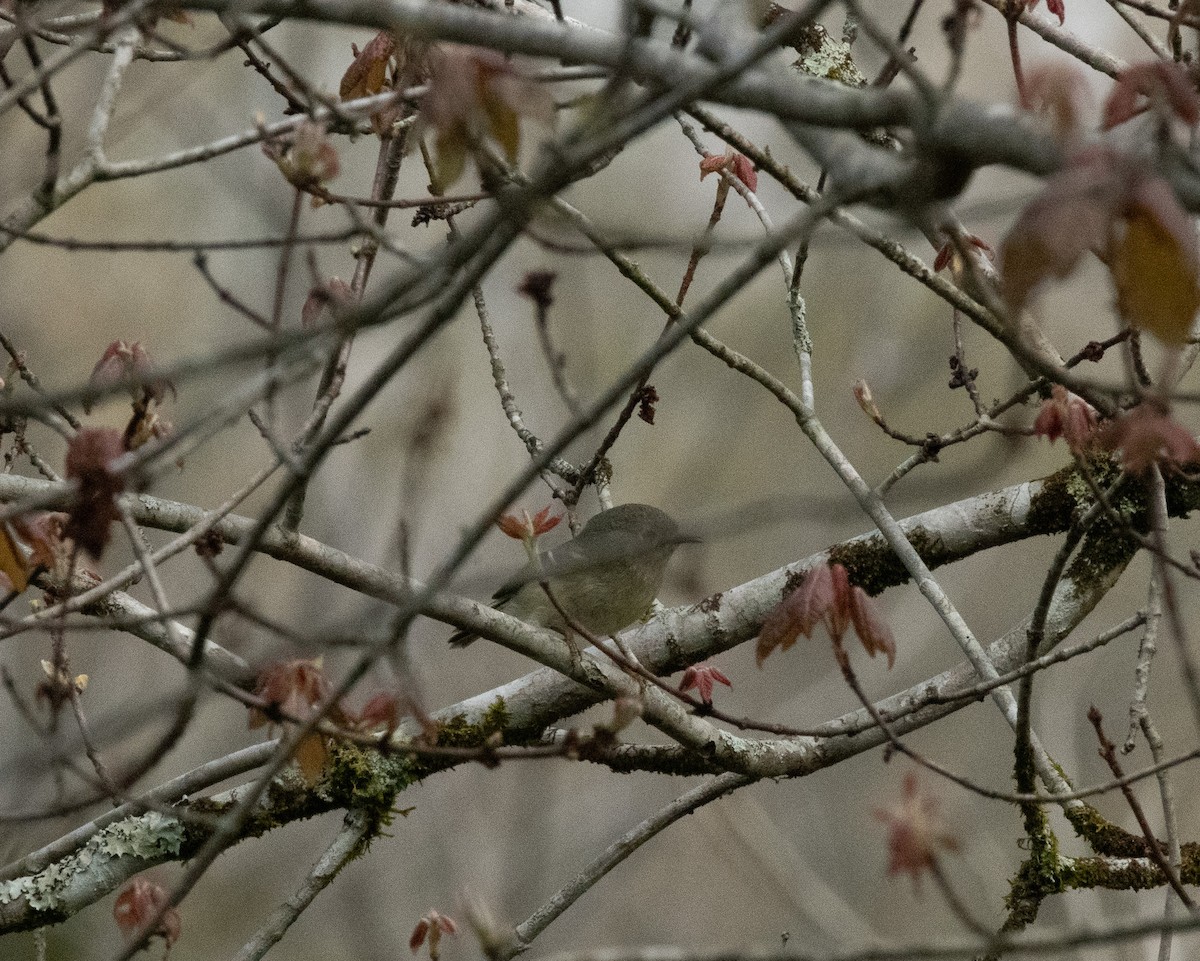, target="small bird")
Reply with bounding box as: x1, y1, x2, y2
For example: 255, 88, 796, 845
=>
449, 504, 697, 647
